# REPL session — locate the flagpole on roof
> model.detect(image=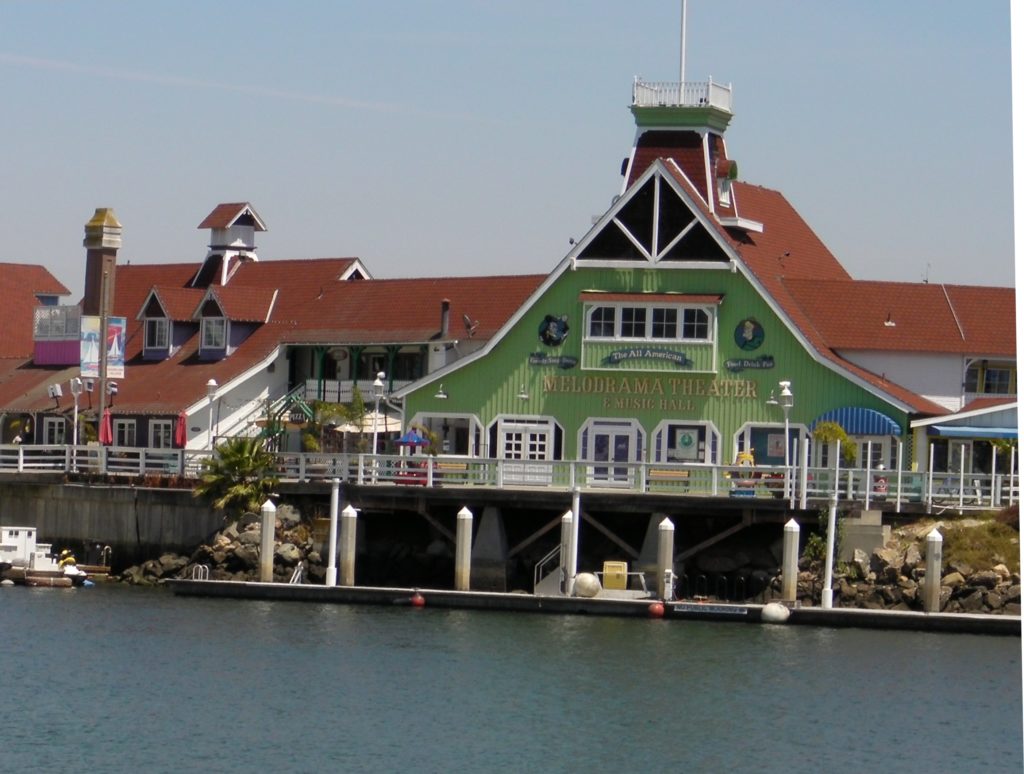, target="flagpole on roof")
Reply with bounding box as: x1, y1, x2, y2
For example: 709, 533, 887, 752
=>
679, 0, 687, 84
